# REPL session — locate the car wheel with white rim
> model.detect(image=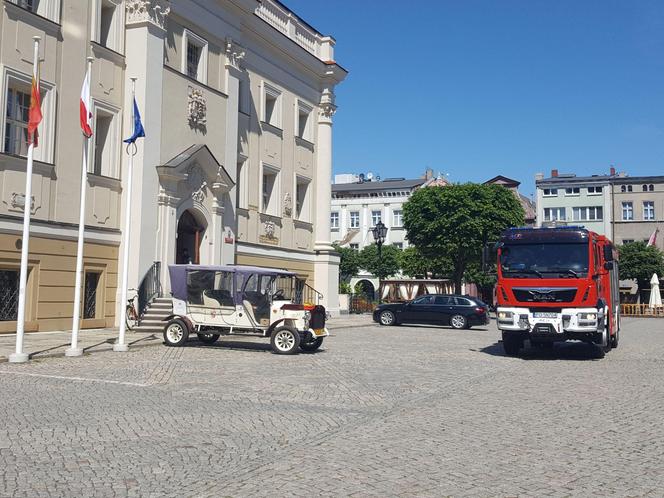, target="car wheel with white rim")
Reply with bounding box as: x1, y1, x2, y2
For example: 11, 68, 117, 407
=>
379, 310, 396, 326
163, 318, 189, 347
270, 326, 301, 355
450, 314, 467, 330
